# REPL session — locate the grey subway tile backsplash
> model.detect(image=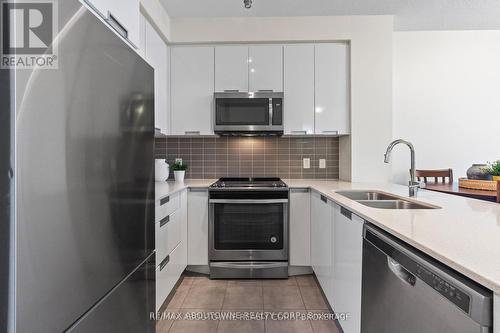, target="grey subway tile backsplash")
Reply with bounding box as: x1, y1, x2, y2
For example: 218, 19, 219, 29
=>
155, 136, 340, 179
